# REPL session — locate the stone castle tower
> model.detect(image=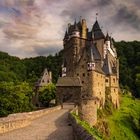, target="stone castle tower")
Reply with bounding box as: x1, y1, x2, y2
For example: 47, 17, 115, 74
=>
57, 18, 119, 126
